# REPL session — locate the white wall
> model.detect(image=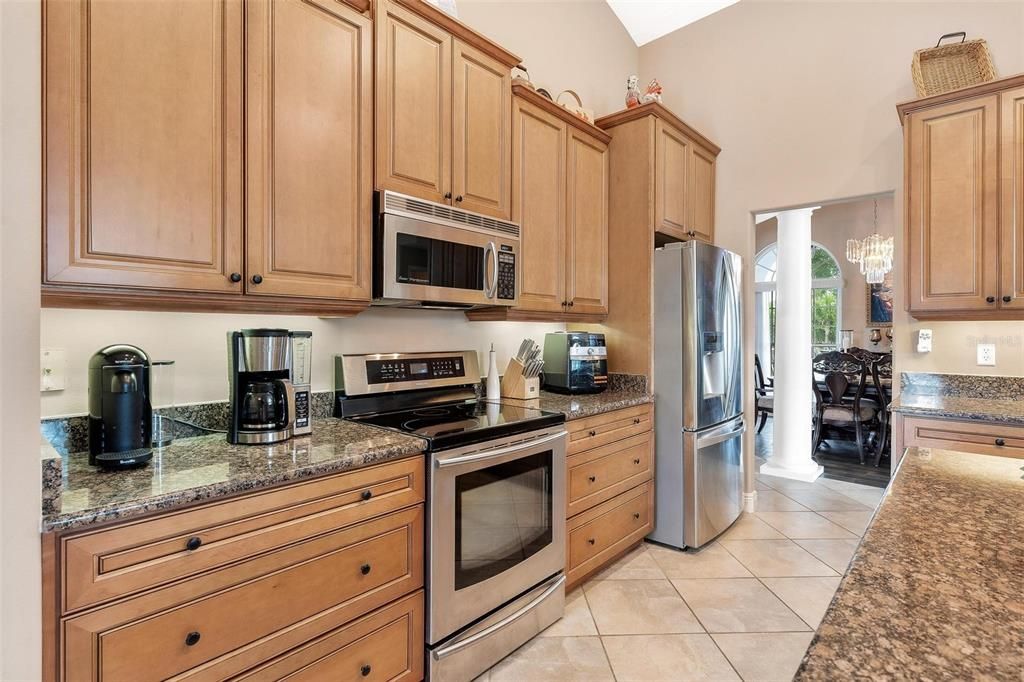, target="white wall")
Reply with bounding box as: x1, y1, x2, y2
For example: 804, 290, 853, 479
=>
1, 0, 42, 677
39, 0, 639, 419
